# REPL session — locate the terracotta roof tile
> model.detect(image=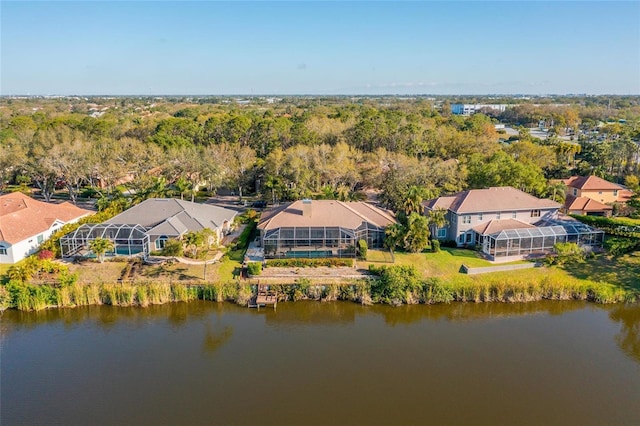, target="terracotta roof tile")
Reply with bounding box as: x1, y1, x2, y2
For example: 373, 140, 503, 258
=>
424, 187, 559, 214
0, 192, 91, 244
258, 200, 396, 231
472, 219, 535, 235
563, 175, 623, 191
564, 195, 612, 212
